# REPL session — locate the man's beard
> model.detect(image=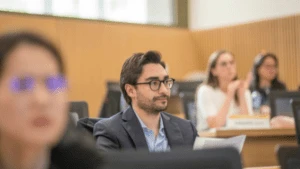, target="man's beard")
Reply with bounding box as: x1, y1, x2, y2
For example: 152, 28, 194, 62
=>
136, 94, 169, 115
